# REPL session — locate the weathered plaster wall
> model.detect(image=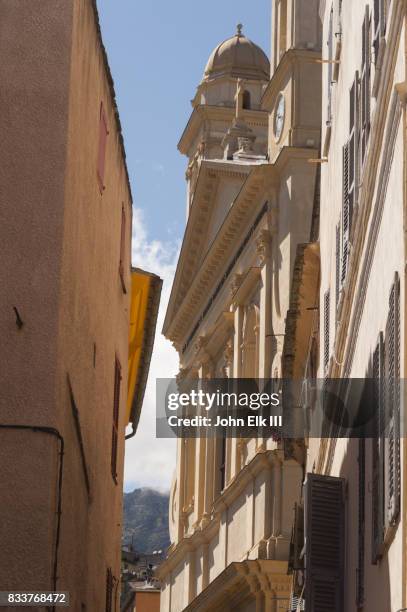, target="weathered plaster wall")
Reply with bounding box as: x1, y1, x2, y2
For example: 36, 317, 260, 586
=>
0, 0, 73, 597
0, 0, 132, 608
55, 0, 132, 608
